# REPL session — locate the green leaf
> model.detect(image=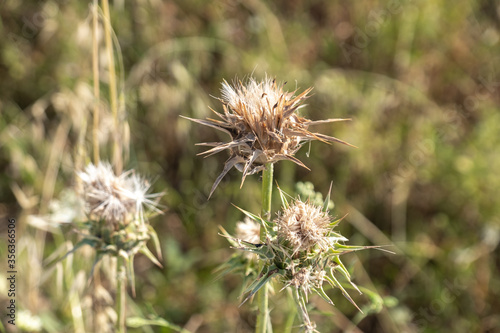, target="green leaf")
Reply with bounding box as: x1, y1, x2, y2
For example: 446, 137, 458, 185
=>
218, 227, 273, 259
332, 257, 356, 289
277, 184, 290, 209
323, 182, 333, 212
241, 266, 280, 306
325, 273, 363, 313
233, 204, 272, 233
213, 254, 250, 280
